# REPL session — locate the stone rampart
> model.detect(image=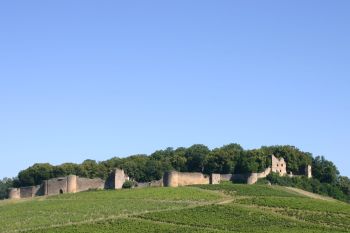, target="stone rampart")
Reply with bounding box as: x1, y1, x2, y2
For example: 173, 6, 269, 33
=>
163, 171, 210, 187
8, 188, 20, 199
47, 177, 68, 195
77, 177, 105, 192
